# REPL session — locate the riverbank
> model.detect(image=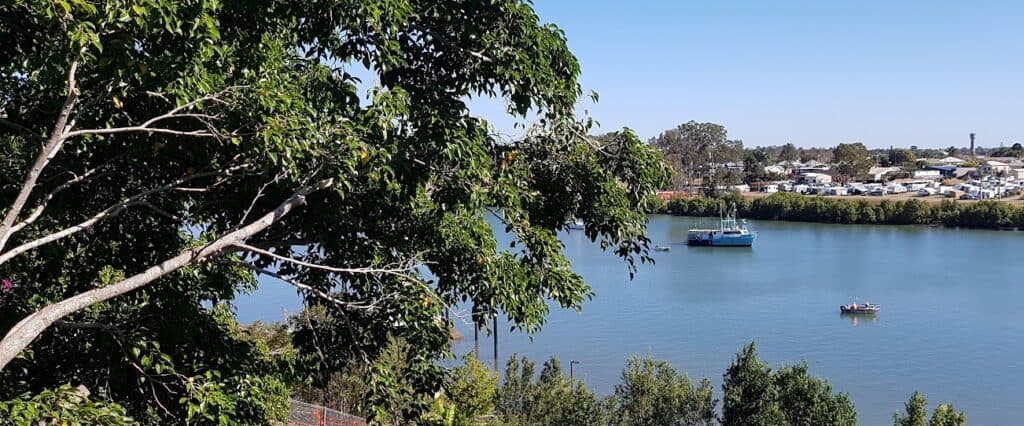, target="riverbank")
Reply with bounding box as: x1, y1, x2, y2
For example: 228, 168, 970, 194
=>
659, 192, 1024, 229
740, 190, 1024, 206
